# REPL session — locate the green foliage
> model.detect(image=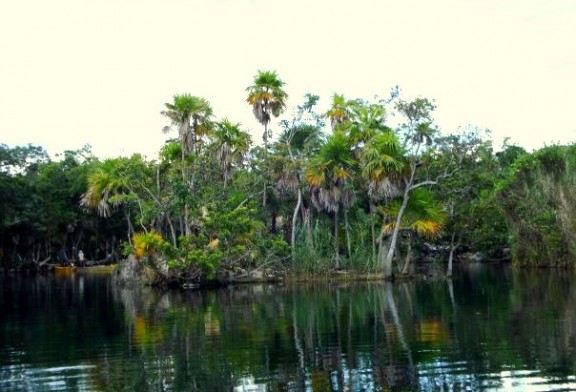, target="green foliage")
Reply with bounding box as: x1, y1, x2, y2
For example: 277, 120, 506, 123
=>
246, 70, 288, 123
498, 144, 576, 266
132, 231, 168, 259
6, 78, 576, 276
429, 128, 511, 254
162, 205, 289, 280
